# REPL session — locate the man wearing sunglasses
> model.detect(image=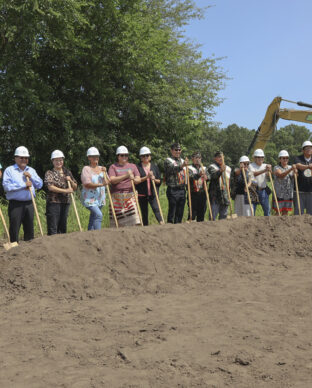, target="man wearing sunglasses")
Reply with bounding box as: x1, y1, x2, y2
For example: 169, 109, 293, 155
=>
293, 140, 312, 215
2, 146, 43, 242
164, 143, 188, 223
